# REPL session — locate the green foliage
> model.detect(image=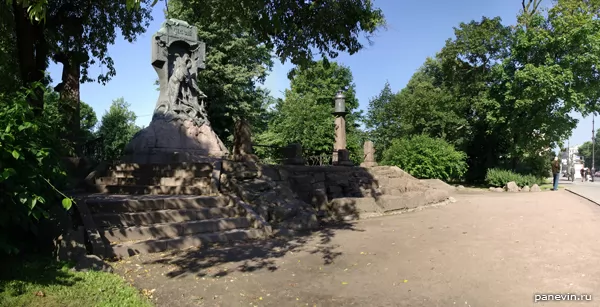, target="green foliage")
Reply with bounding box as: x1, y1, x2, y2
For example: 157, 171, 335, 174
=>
168, 0, 274, 145
167, 0, 384, 72
0, 85, 74, 255
365, 82, 400, 159
485, 168, 543, 188
578, 130, 600, 169
0, 256, 153, 307
79, 101, 98, 140
381, 135, 468, 181
0, 2, 20, 95
96, 98, 140, 162
264, 60, 364, 164
44, 97, 98, 145
369, 1, 600, 182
